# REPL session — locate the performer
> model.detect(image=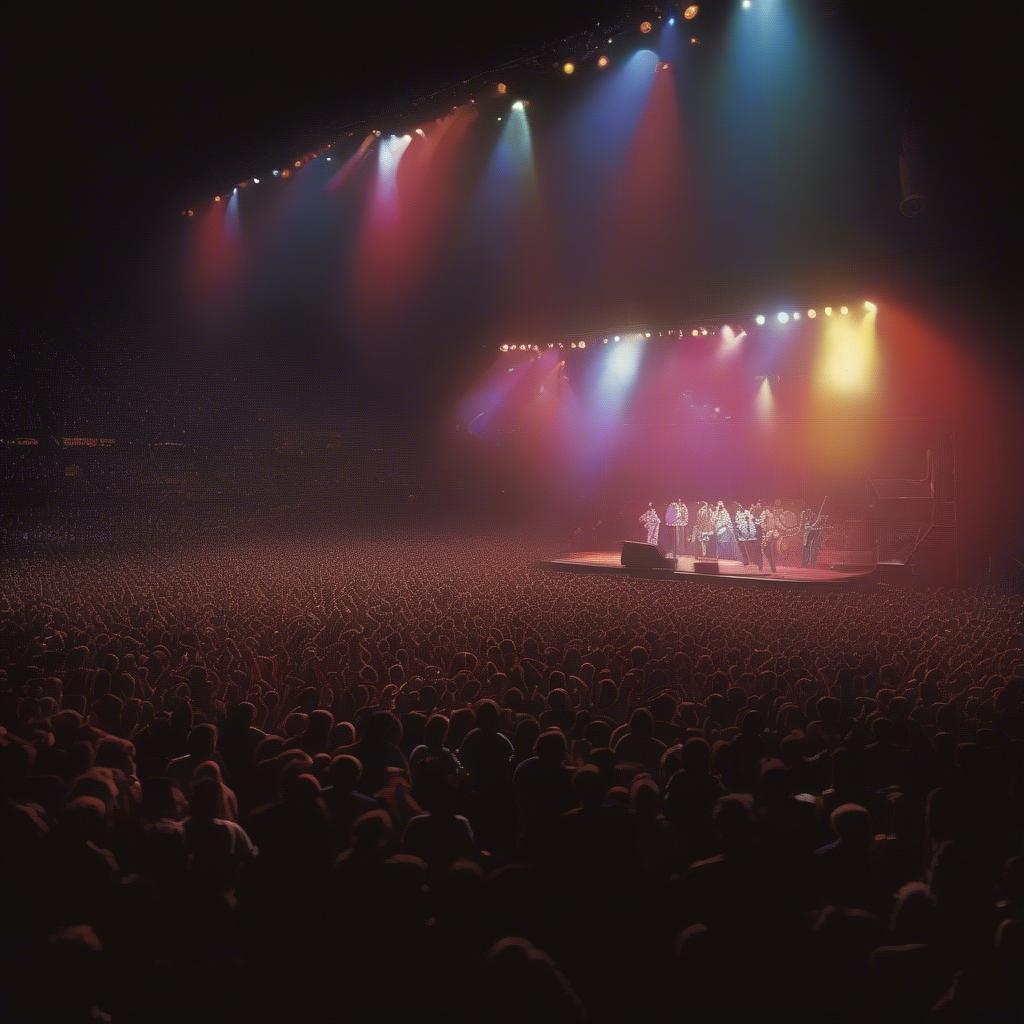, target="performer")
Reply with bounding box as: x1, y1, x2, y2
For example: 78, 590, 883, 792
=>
665, 499, 688, 559
801, 500, 828, 568
759, 498, 784, 574
692, 500, 714, 557
639, 503, 661, 546
735, 503, 762, 570
713, 500, 741, 560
